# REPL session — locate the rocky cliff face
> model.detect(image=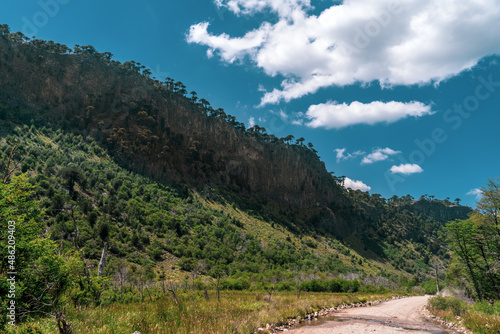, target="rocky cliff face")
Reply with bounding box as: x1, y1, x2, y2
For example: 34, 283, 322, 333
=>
406, 200, 472, 223
0, 36, 347, 212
